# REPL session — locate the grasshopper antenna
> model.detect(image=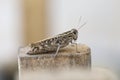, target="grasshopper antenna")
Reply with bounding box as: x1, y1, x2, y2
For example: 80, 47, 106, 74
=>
76, 16, 82, 28
77, 22, 87, 30
76, 16, 87, 31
